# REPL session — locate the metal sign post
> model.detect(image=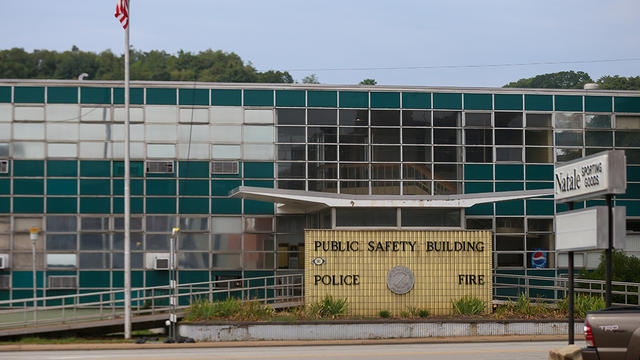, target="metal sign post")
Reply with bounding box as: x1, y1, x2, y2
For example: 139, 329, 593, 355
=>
30, 227, 39, 325
168, 227, 180, 341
